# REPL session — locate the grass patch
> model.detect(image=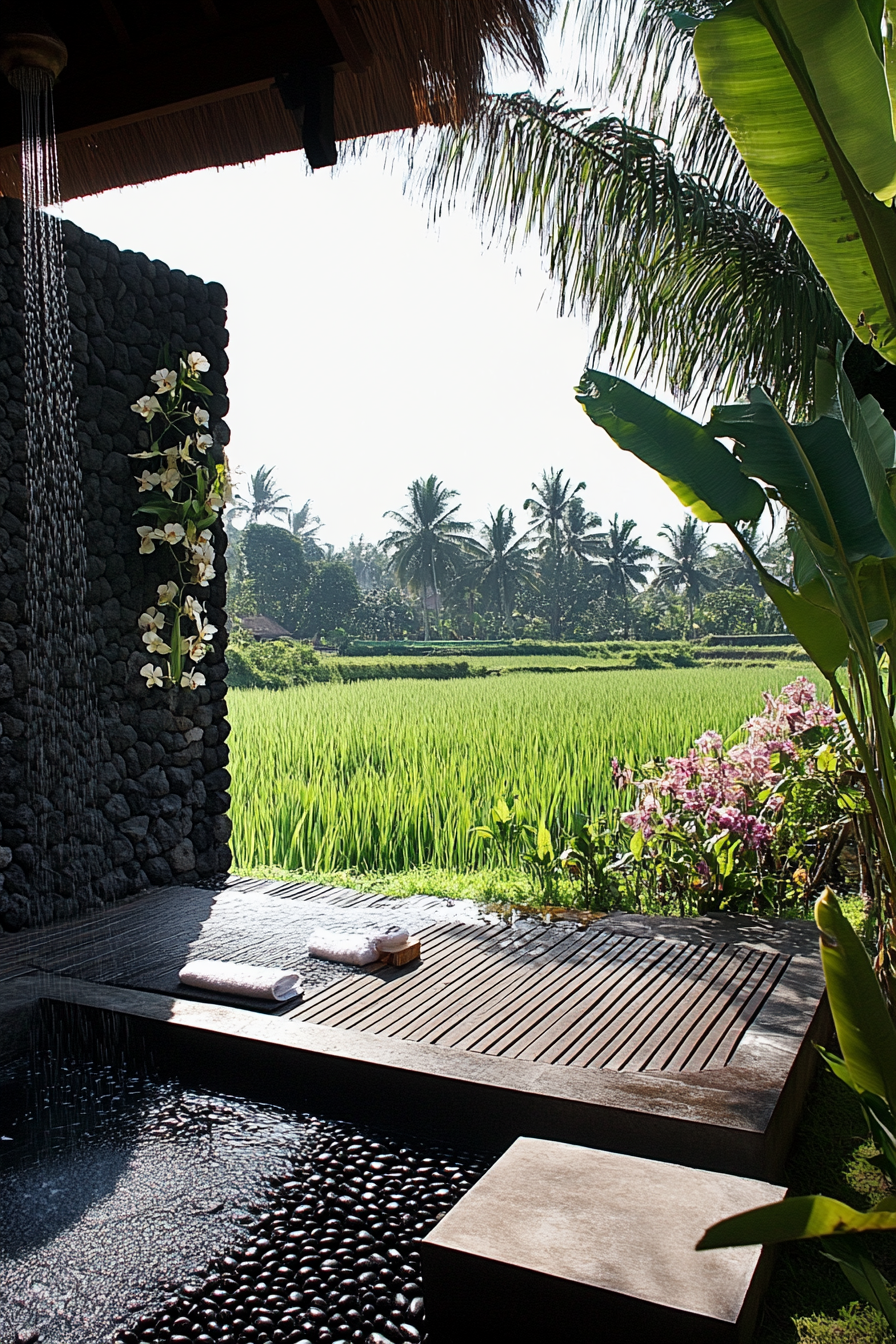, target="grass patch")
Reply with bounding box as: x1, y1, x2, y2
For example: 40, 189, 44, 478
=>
757, 1068, 895, 1343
